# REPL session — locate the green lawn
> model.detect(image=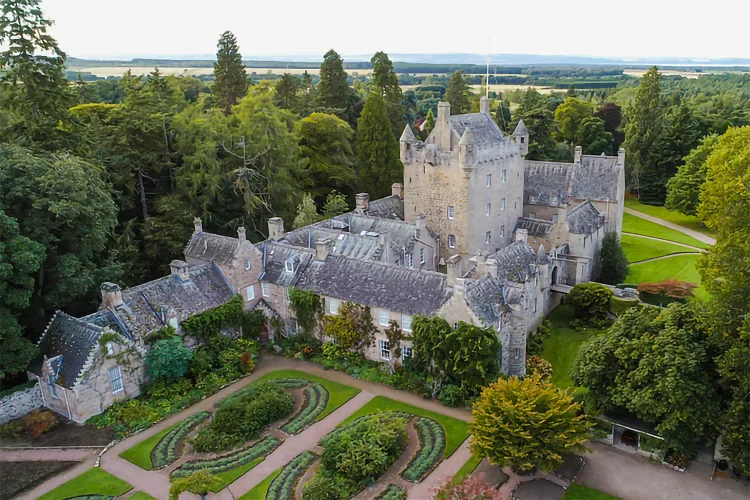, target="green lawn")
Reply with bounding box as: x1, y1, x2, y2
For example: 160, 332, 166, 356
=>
119, 422, 178, 470
541, 306, 604, 390
563, 483, 620, 499
238, 467, 282, 500
621, 234, 700, 263
129, 492, 157, 500
37, 468, 132, 500
253, 369, 360, 420
452, 453, 483, 484
622, 213, 710, 249
625, 199, 715, 237
627, 254, 707, 299
209, 457, 265, 492
339, 396, 469, 457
